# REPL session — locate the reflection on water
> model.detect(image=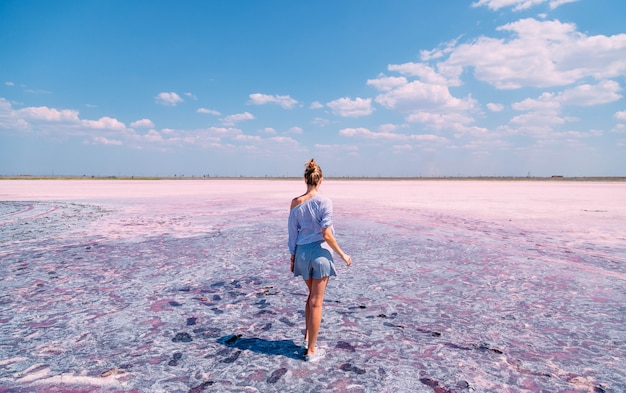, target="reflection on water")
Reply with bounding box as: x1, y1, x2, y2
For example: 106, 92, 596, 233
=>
0, 180, 624, 392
